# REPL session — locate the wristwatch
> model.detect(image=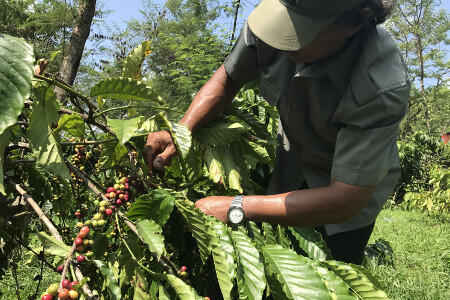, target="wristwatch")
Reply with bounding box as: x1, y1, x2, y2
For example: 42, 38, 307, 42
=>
227, 195, 245, 225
